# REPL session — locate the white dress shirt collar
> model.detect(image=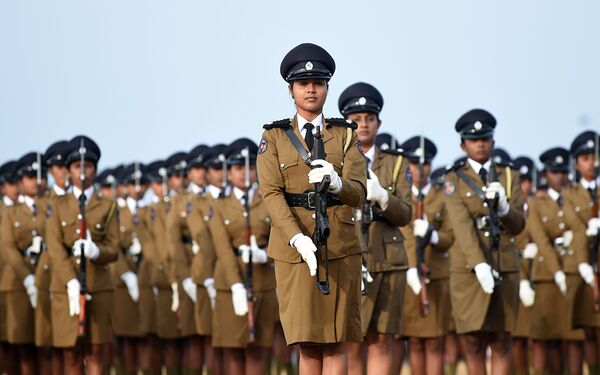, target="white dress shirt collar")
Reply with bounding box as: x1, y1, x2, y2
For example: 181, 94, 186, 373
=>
73, 185, 95, 206
364, 146, 376, 168
188, 182, 203, 195
233, 186, 254, 205
467, 158, 491, 175
580, 177, 597, 190
22, 195, 36, 211
53, 185, 66, 196
207, 184, 222, 199
547, 188, 561, 202
411, 183, 431, 197
3, 195, 14, 206
297, 113, 324, 135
